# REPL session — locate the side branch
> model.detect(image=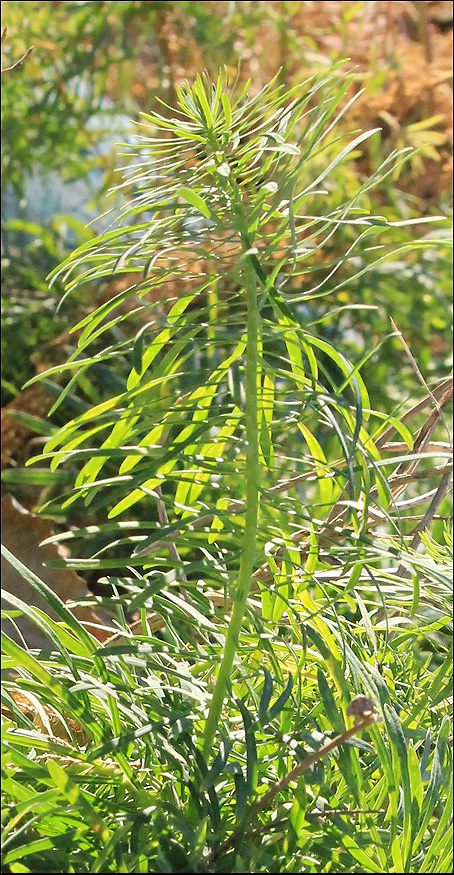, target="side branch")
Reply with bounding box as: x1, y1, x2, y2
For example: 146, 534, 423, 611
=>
1, 26, 34, 73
